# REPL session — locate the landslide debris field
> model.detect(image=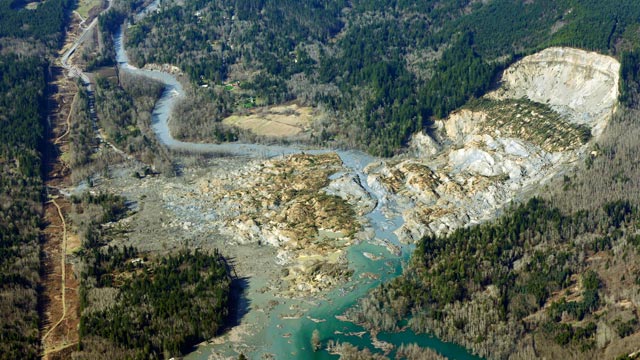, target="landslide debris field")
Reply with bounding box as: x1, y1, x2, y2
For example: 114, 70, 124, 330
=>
89, 153, 372, 298
53, 44, 624, 358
